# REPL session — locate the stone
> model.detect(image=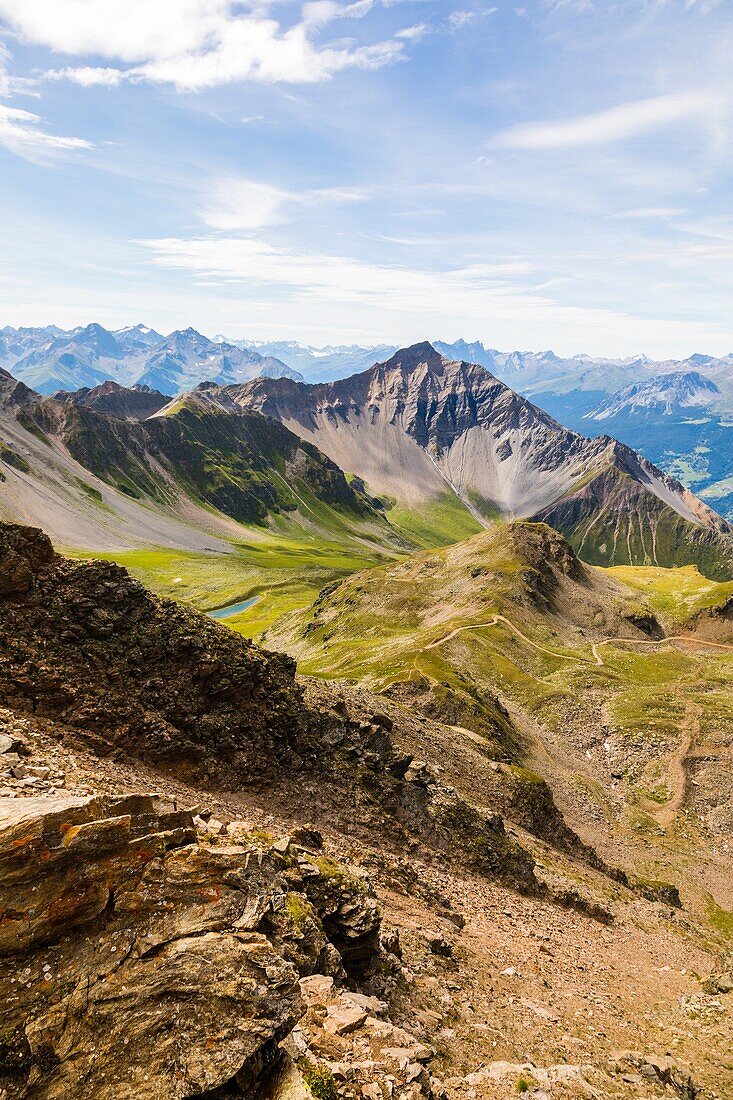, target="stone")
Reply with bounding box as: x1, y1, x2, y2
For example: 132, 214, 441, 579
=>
25, 765, 51, 780
324, 1003, 368, 1035
427, 933, 453, 957
291, 824, 323, 851
361, 1085, 383, 1099
0, 793, 393, 1100
299, 974, 335, 1004
370, 712, 394, 732
403, 761, 436, 787
703, 971, 733, 994
341, 990, 388, 1018
610, 1050, 696, 1096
